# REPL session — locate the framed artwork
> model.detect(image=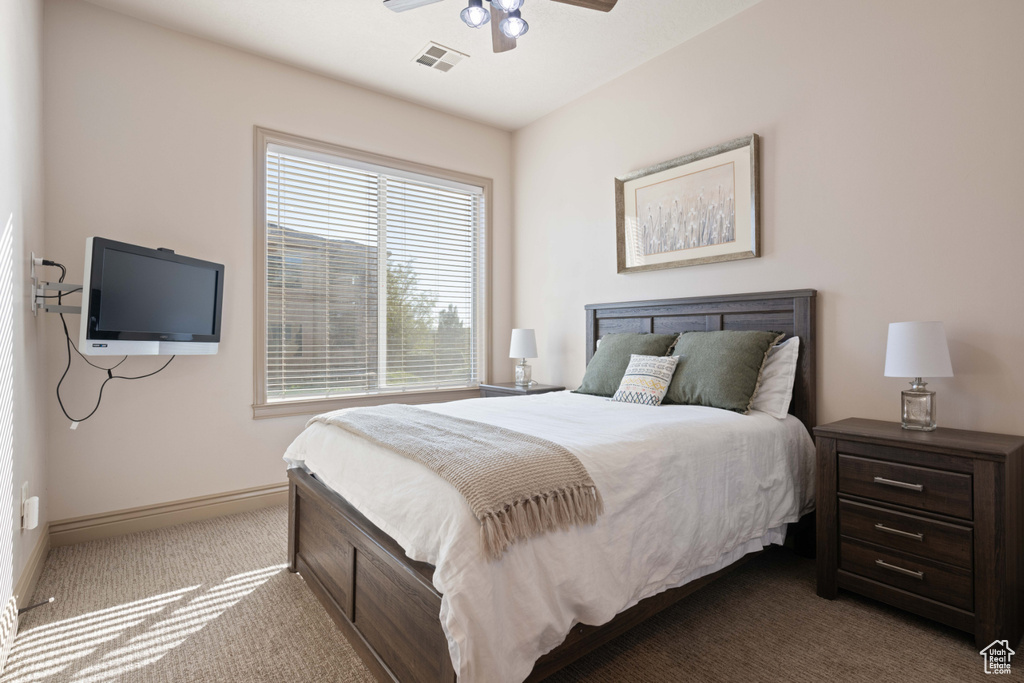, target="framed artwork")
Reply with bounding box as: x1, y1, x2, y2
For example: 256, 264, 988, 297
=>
615, 134, 760, 273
